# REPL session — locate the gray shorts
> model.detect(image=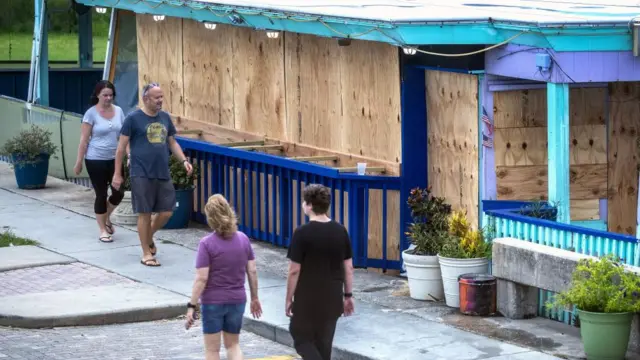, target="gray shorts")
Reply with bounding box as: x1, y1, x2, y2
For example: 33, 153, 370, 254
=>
130, 177, 176, 214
